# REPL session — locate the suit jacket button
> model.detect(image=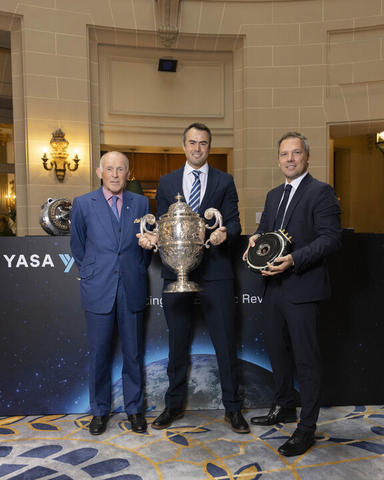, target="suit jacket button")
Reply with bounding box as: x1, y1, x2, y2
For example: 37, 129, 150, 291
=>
114, 271, 118, 274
